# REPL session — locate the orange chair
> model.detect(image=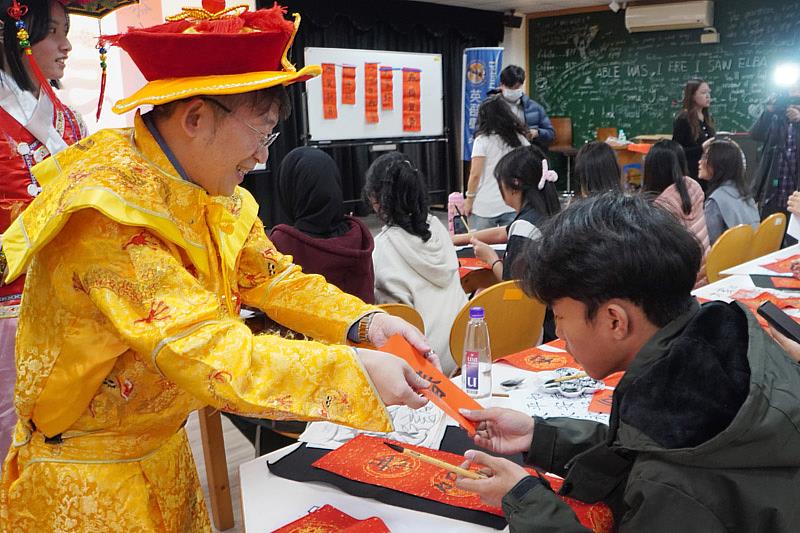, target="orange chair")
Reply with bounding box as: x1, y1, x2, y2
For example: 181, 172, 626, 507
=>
550, 117, 578, 193
706, 224, 755, 283
377, 303, 425, 333
748, 213, 787, 261
449, 280, 546, 367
